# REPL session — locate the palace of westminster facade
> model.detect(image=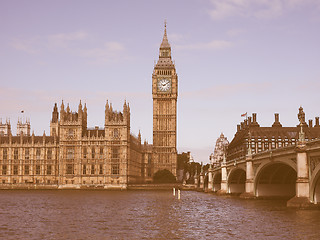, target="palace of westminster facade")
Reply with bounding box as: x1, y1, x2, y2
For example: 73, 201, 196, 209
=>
0, 25, 178, 189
